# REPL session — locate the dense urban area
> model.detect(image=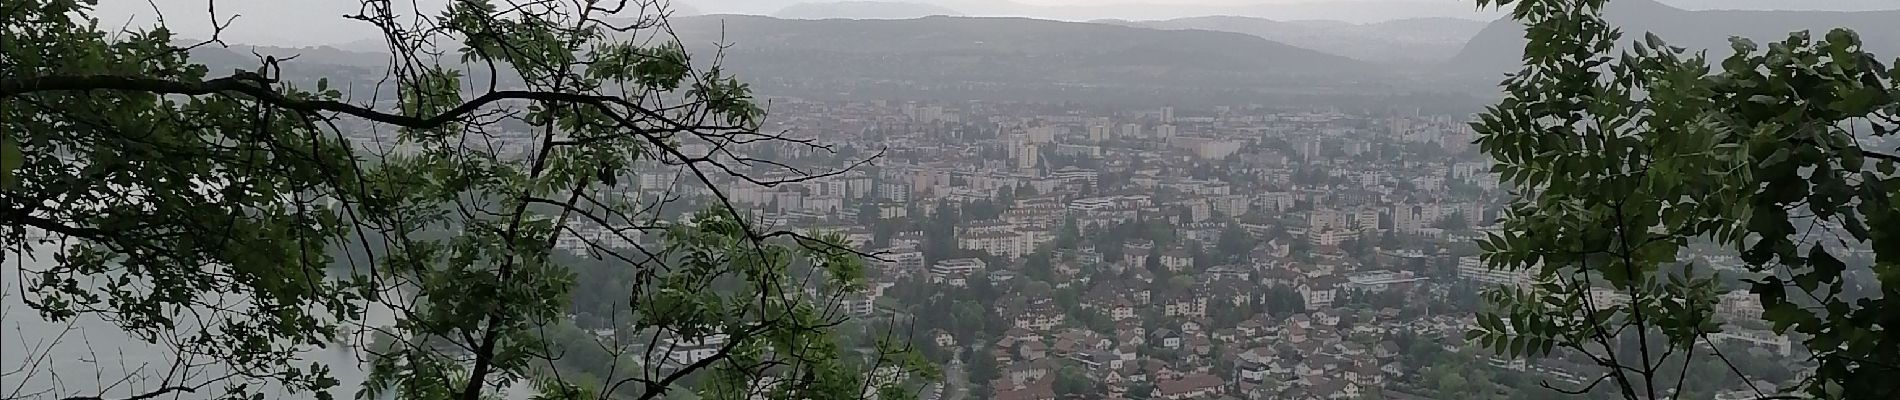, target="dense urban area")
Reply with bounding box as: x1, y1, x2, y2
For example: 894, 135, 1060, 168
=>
490, 100, 1811, 400
9, 0, 1898, 399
